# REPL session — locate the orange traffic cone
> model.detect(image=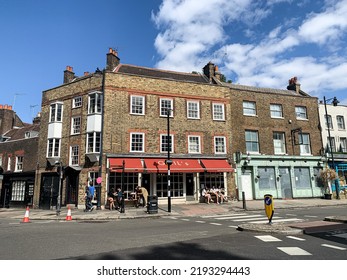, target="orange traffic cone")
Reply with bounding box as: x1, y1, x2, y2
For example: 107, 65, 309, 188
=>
22, 206, 30, 223
66, 205, 72, 221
